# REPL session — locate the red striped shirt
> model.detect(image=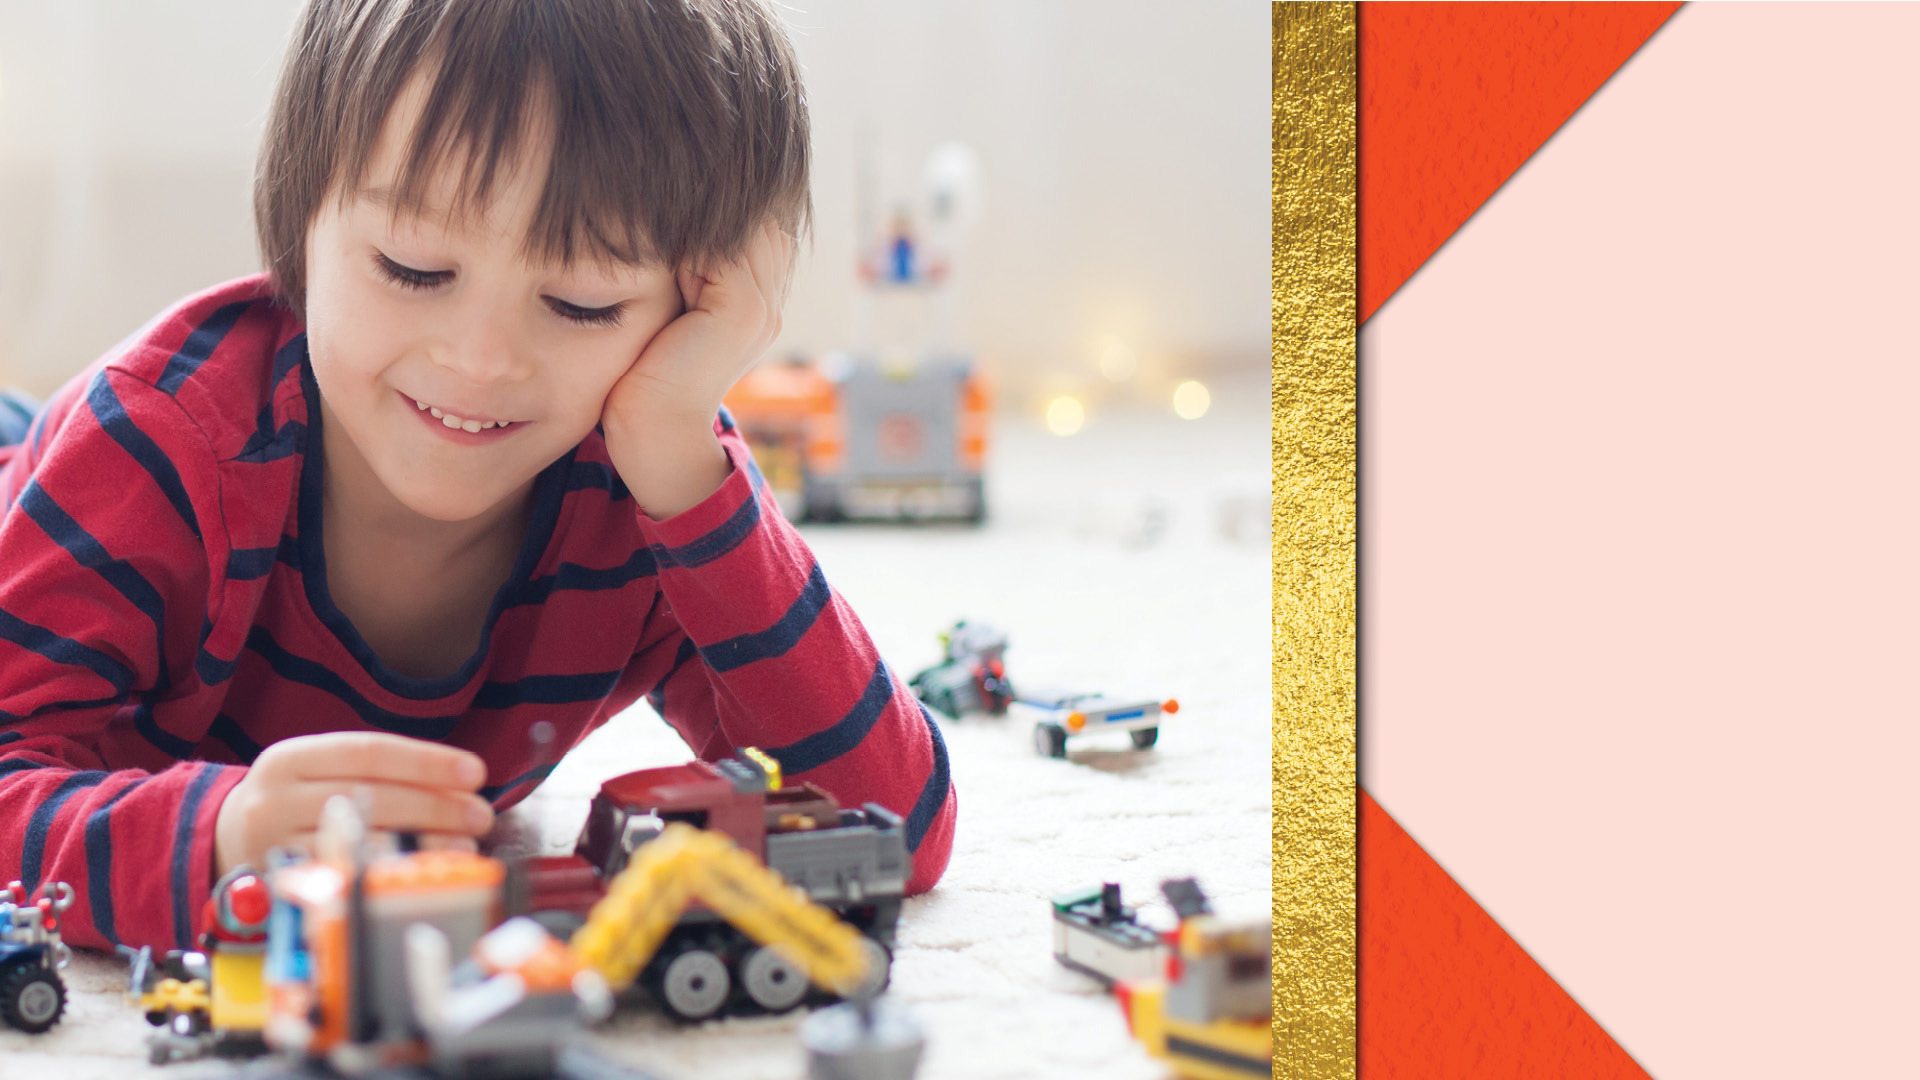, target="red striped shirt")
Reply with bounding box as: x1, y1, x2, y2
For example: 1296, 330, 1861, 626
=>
0, 275, 955, 952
